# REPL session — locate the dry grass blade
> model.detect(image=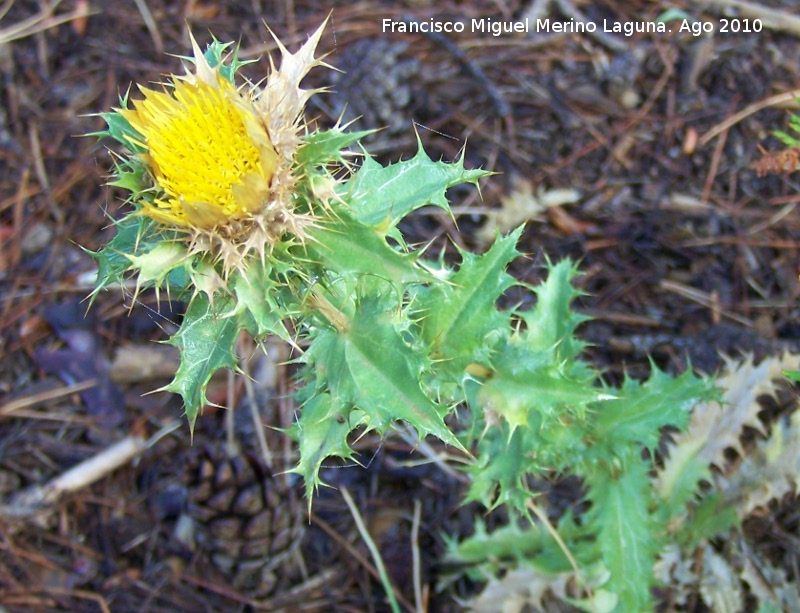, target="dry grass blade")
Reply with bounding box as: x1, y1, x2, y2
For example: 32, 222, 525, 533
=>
131, 0, 163, 54
340, 485, 406, 613
411, 499, 424, 613
698, 89, 800, 148
526, 499, 596, 613
0, 379, 97, 415
0, 0, 95, 45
